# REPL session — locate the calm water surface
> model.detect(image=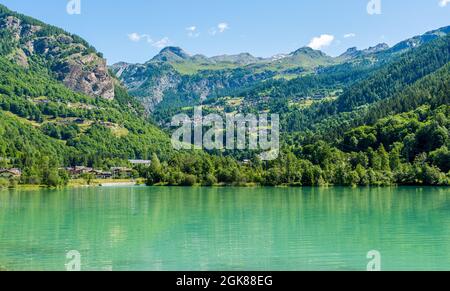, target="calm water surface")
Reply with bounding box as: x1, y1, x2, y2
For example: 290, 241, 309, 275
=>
0, 186, 449, 271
